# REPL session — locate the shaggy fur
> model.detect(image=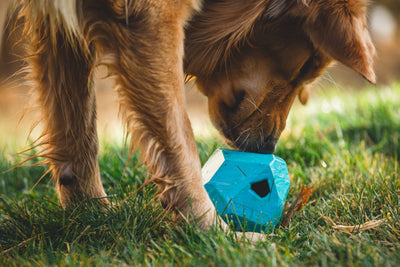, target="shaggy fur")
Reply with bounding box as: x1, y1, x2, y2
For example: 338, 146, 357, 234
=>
9, 0, 375, 231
